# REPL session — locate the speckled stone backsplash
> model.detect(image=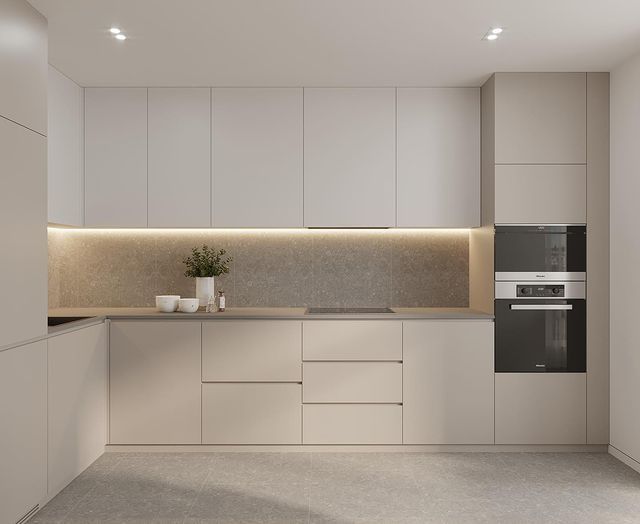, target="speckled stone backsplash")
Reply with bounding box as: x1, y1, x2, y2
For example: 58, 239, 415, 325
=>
48, 229, 469, 308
